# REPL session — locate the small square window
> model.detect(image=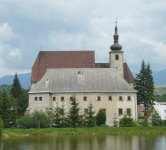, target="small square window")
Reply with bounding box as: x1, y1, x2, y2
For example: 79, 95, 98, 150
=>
119, 96, 122, 100
70, 97, 73, 101
109, 96, 112, 101
61, 97, 64, 101
84, 97, 87, 101
127, 109, 131, 114
35, 97, 38, 101
128, 96, 131, 101
84, 108, 88, 115
119, 109, 123, 115
39, 97, 42, 101
53, 97, 56, 101
97, 96, 101, 101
